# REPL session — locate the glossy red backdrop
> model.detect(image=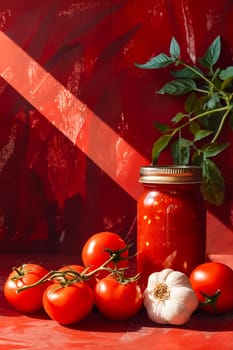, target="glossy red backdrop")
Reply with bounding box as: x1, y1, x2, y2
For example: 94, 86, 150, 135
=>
0, 0, 232, 265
